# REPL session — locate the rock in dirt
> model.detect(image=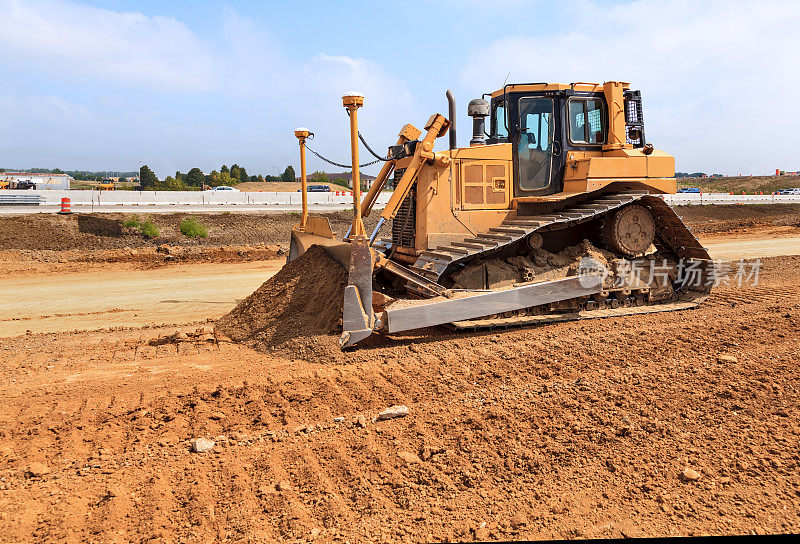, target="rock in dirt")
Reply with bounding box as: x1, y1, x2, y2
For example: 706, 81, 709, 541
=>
375, 405, 409, 422
397, 451, 422, 464
215, 245, 347, 350
191, 437, 215, 453
681, 467, 702, 481
277, 480, 292, 492
717, 354, 738, 364
354, 414, 367, 428
25, 462, 50, 478
474, 524, 490, 541
510, 512, 528, 529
